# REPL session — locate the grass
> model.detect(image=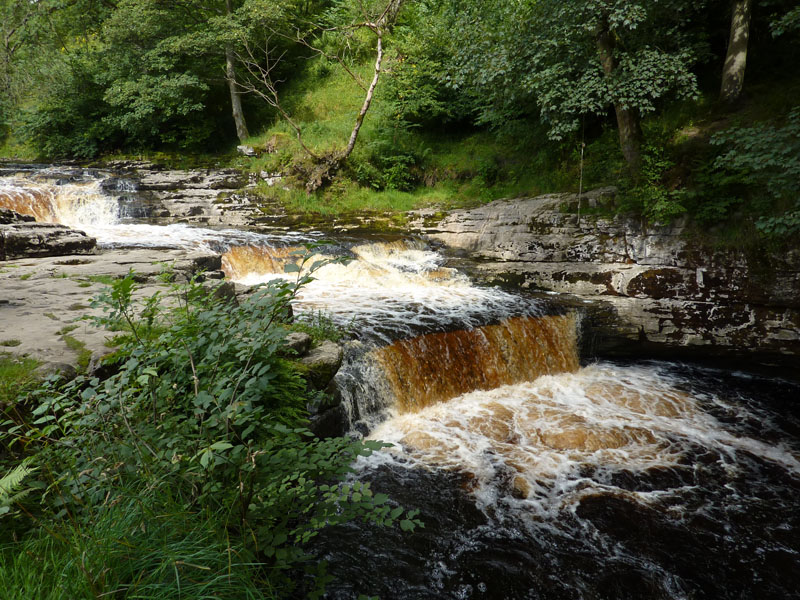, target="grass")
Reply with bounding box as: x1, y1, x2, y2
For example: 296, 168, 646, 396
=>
0, 494, 273, 600
236, 56, 586, 217
0, 340, 21, 347
86, 274, 117, 286
0, 353, 40, 409
60, 334, 91, 370
290, 311, 350, 343
19, 273, 31, 281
